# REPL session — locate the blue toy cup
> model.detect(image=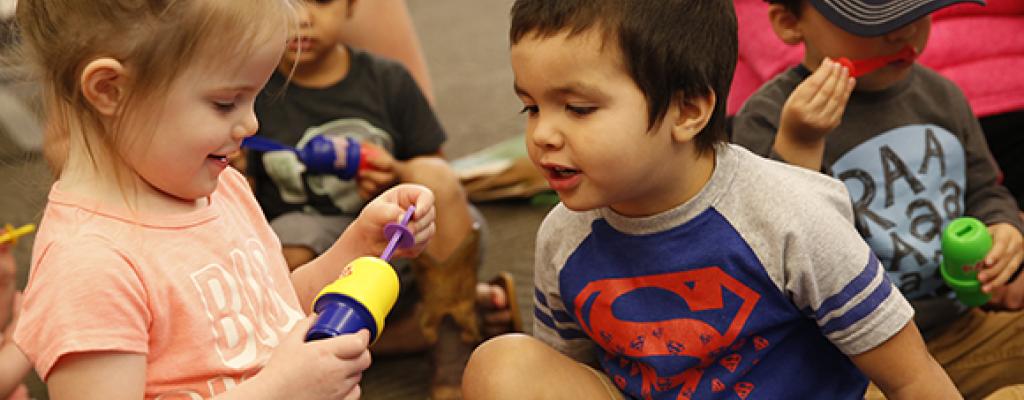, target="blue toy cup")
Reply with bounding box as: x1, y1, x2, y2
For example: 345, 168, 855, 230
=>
298, 135, 362, 180
305, 293, 379, 342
